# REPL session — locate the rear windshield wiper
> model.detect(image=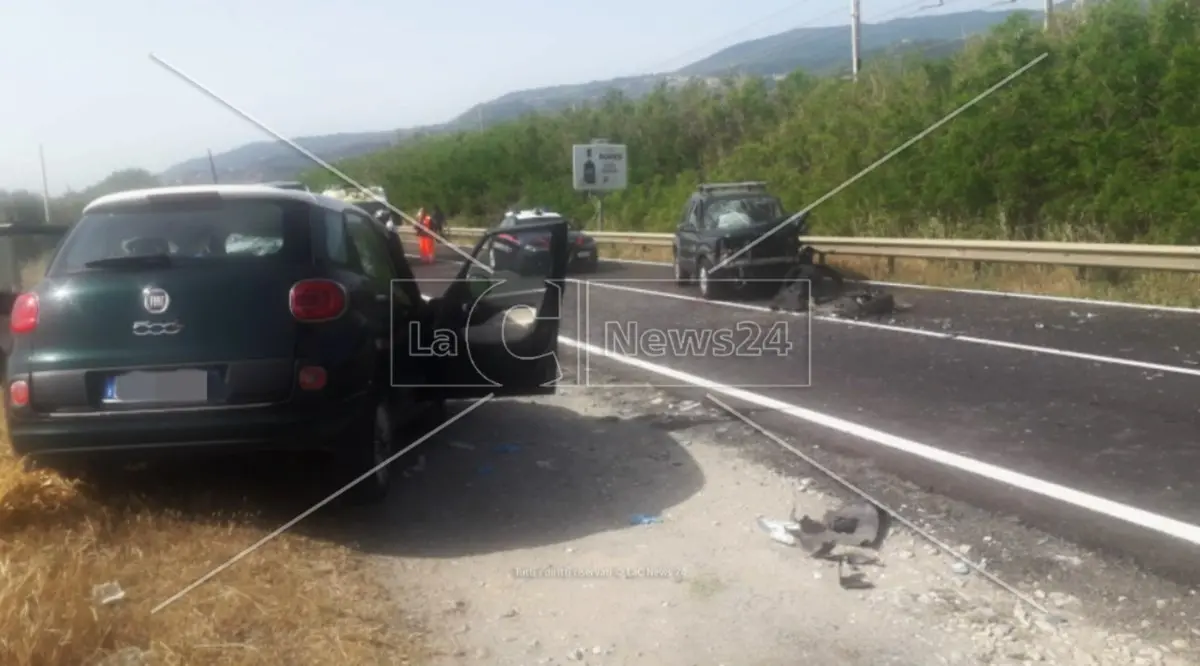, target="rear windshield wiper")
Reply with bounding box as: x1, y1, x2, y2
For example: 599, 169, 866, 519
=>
83, 254, 173, 269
